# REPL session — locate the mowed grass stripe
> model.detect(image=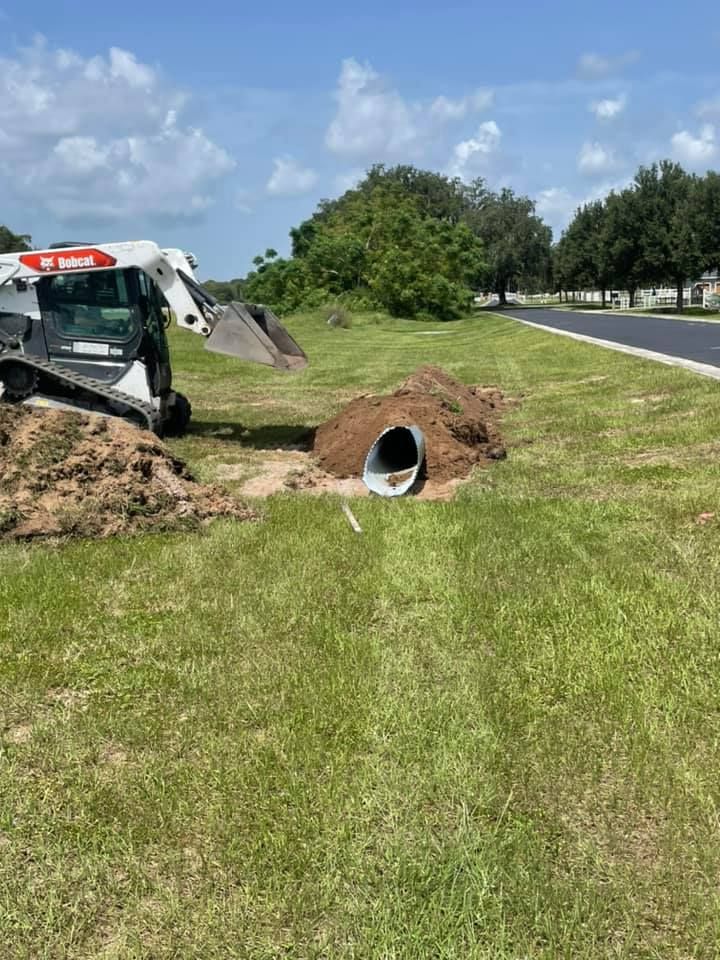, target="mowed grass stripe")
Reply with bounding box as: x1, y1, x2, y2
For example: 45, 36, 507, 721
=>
2, 311, 720, 956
